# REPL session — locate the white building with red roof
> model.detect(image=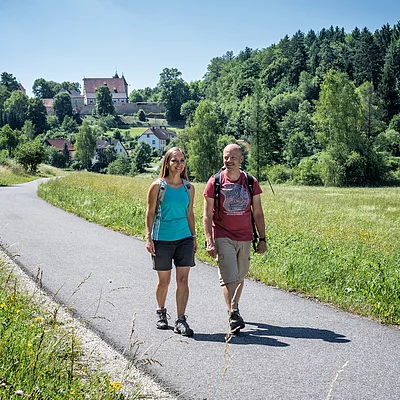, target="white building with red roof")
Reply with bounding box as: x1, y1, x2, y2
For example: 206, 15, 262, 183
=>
138, 127, 177, 151
83, 73, 129, 105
